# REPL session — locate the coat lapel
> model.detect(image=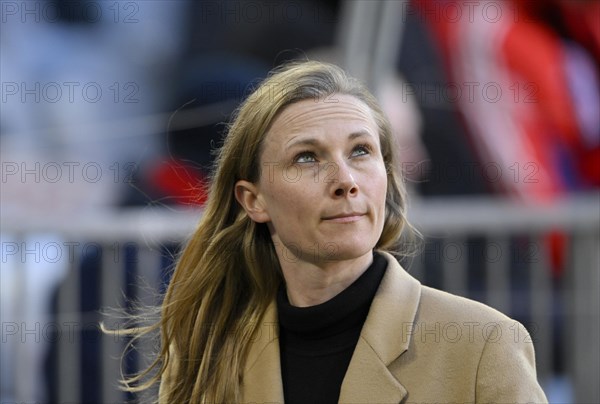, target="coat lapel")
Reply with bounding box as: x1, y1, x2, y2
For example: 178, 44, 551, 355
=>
241, 301, 285, 403
338, 337, 408, 403
339, 252, 422, 403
